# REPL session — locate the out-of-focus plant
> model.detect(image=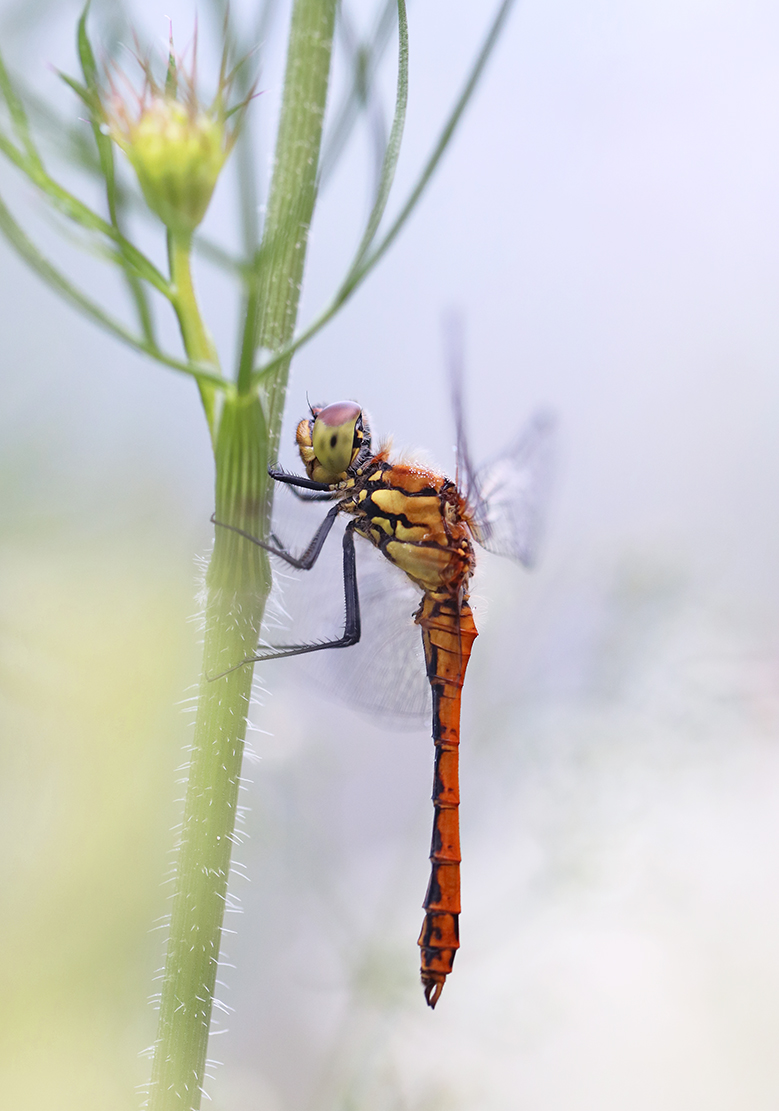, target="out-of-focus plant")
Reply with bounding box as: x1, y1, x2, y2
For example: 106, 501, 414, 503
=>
0, 0, 517, 1106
